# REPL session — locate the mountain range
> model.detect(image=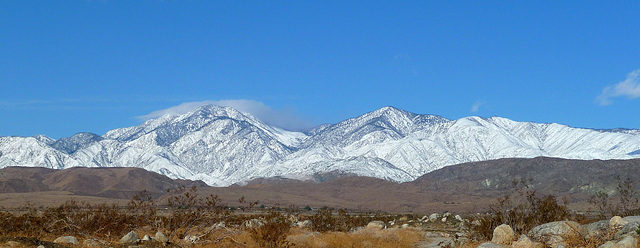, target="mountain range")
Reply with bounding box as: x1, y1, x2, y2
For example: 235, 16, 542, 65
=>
1, 105, 639, 186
